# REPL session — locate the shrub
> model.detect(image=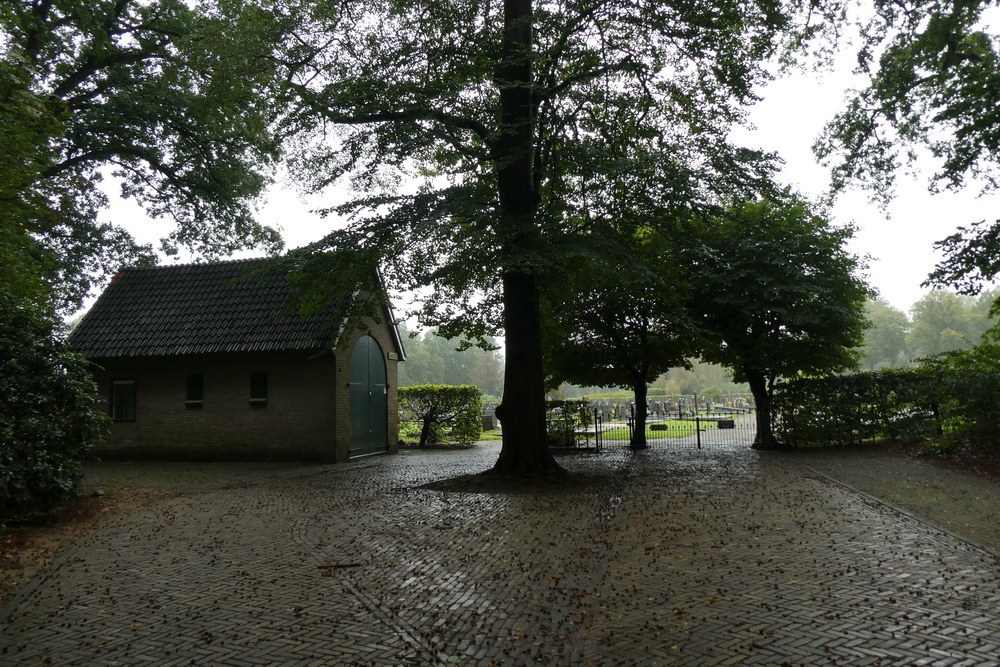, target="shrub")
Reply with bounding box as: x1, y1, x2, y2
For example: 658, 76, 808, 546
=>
1, 294, 106, 513
545, 400, 593, 447
398, 385, 482, 446
772, 351, 1000, 450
